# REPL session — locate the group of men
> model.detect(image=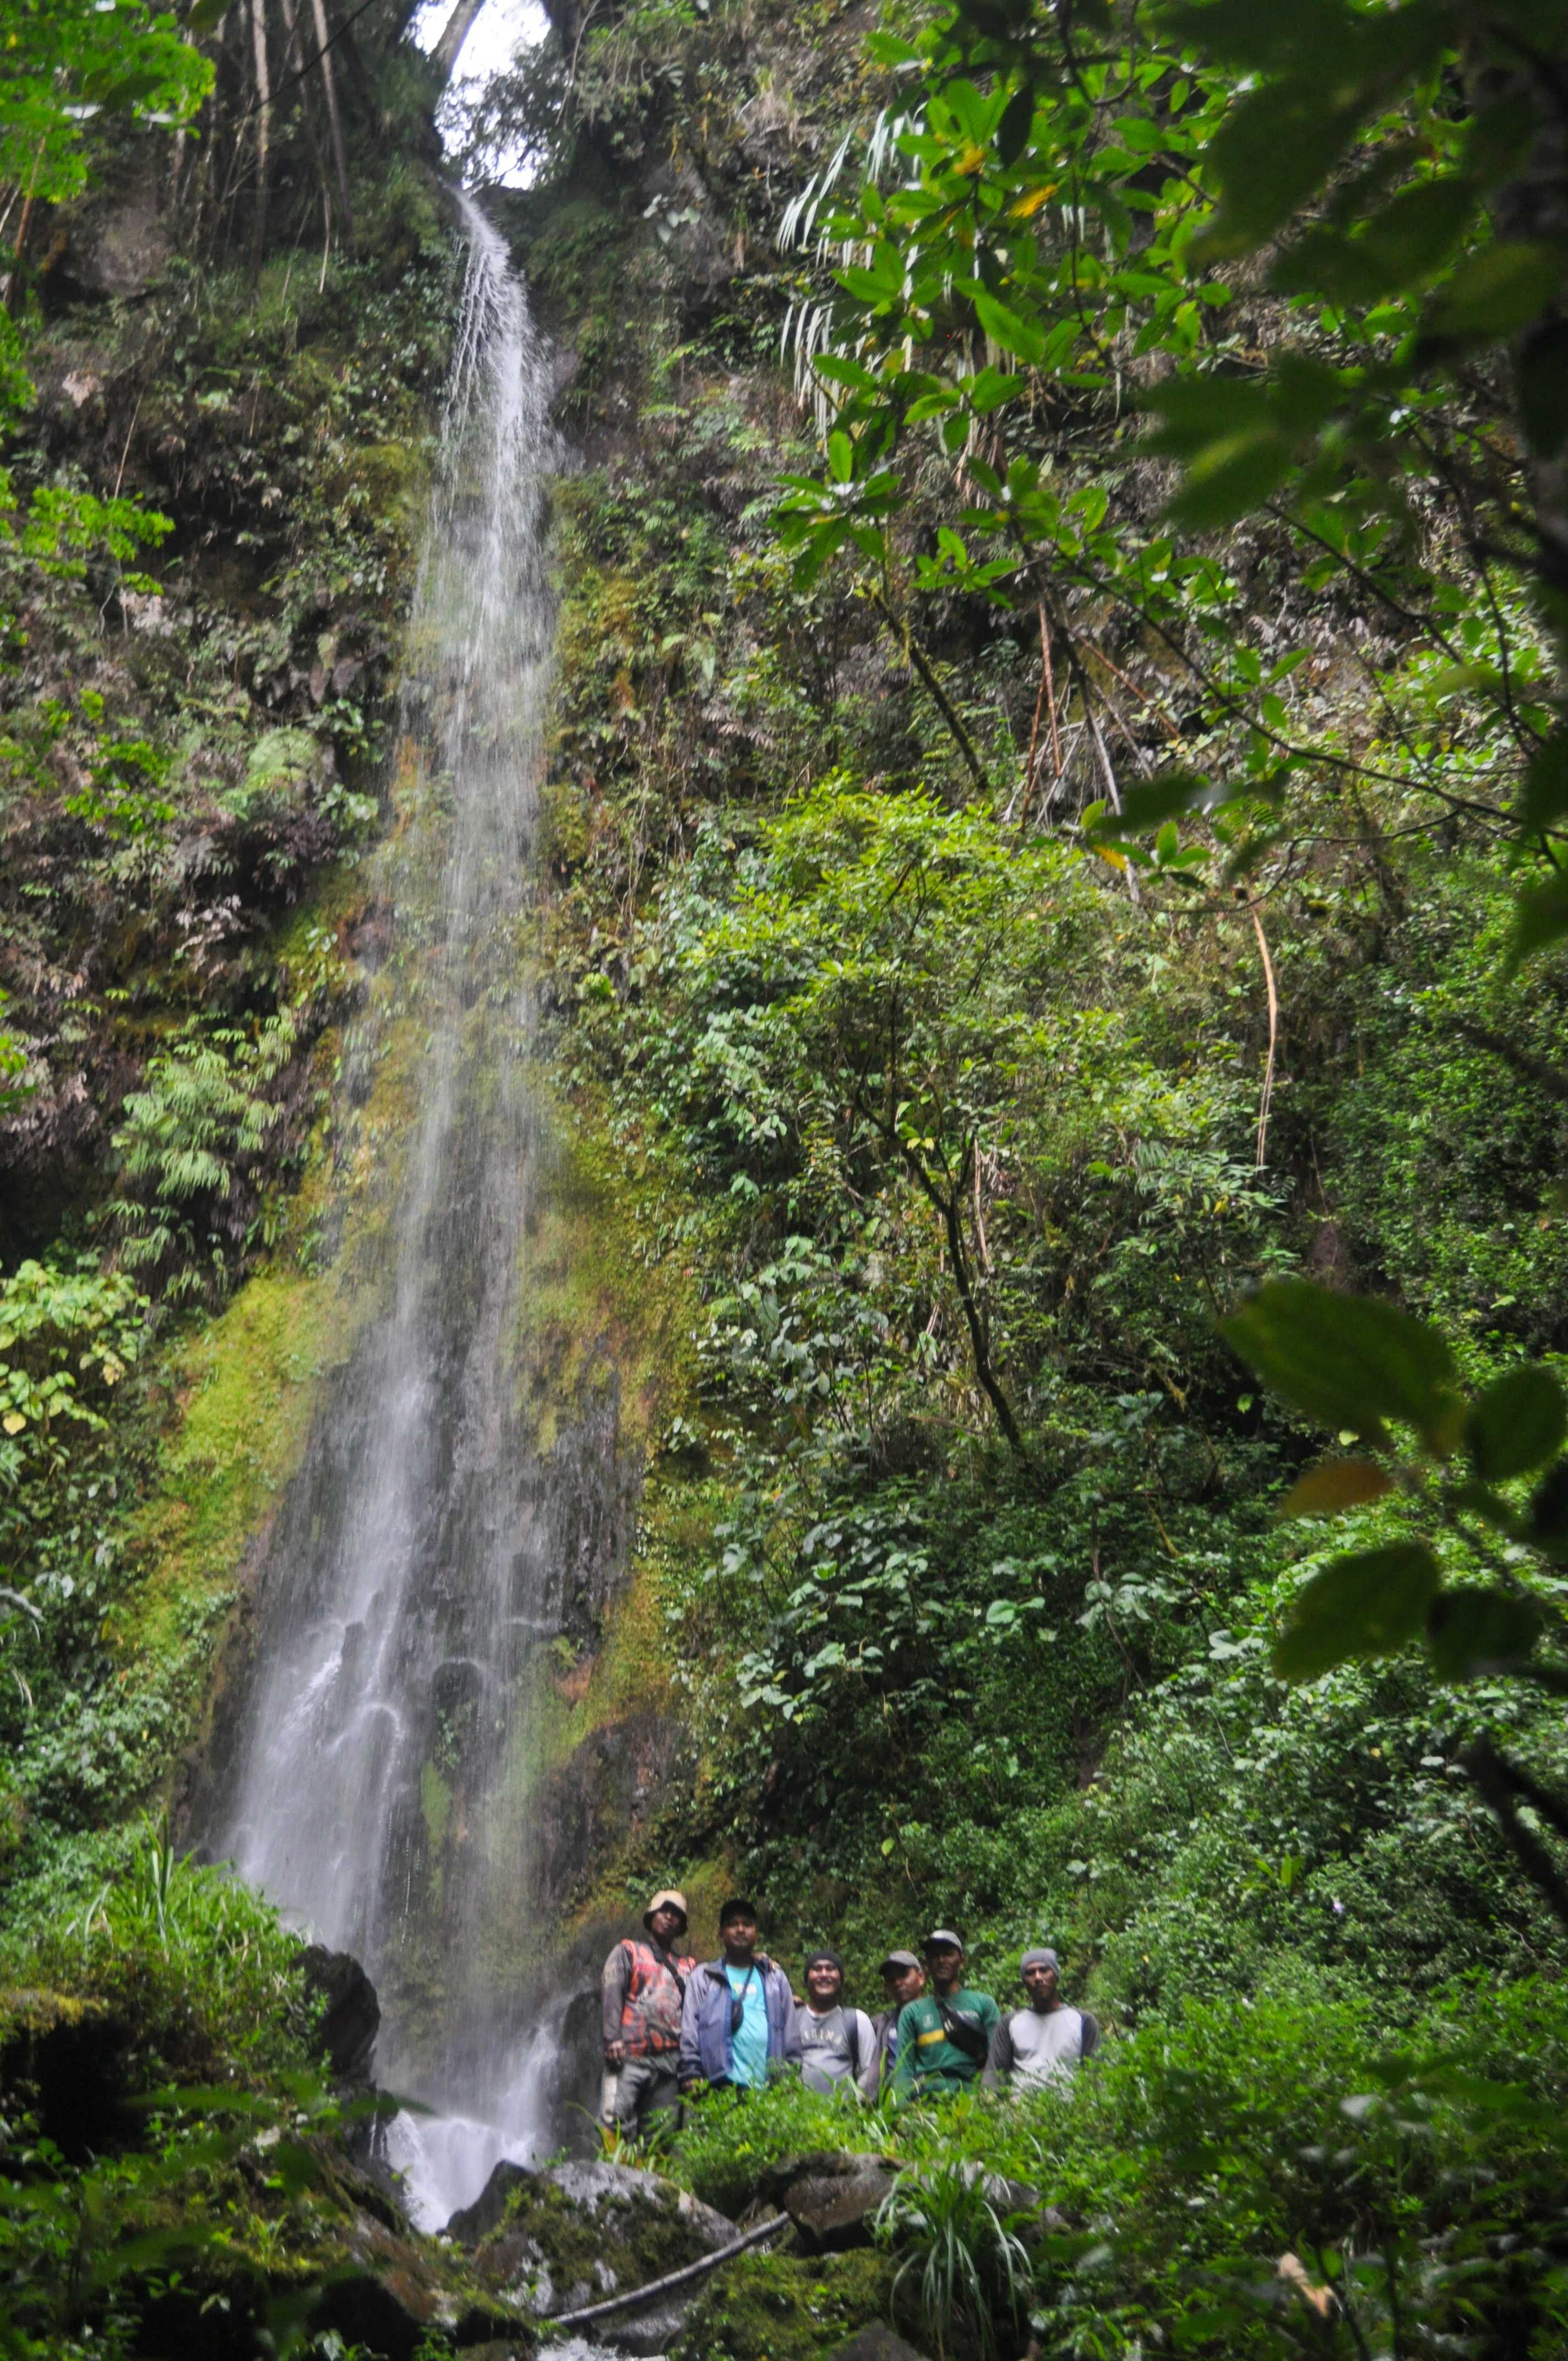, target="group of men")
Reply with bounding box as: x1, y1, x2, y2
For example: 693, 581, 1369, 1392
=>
598, 1889, 1099, 2140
